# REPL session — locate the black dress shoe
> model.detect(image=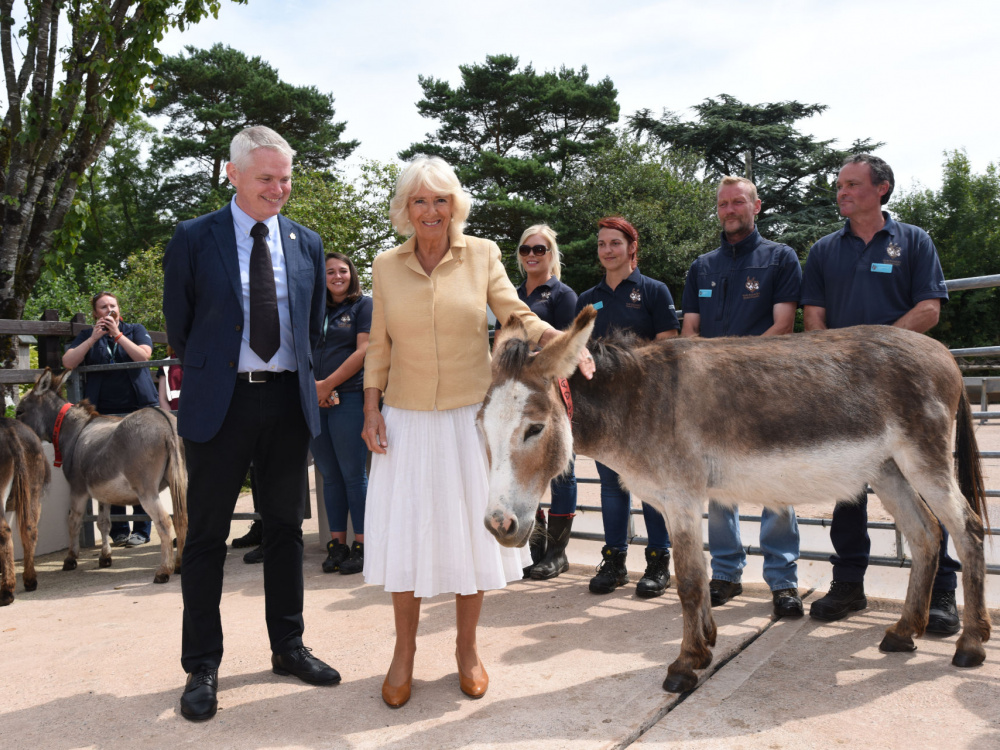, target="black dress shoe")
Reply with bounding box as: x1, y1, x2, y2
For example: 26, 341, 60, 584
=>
926, 589, 960, 635
772, 588, 804, 618
180, 668, 218, 722
272, 646, 341, 686
809, 581, 866, 621
709, 579, 743, 607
